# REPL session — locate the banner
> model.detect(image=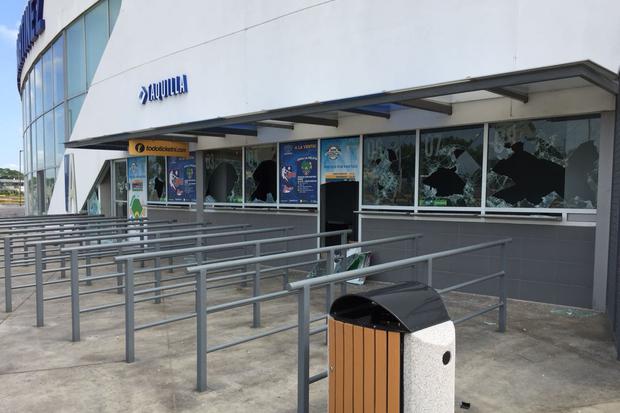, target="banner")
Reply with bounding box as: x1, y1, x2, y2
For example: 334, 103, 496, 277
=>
167, 153, 196, 203
128, 139, 189, 158
320, 136, 360, 183
64, 153, 77, 213
127, 156, 148, 220
279, 140, 318, 204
